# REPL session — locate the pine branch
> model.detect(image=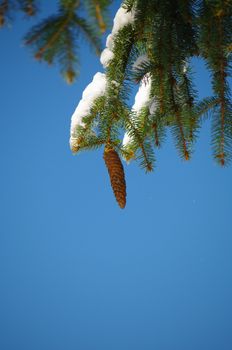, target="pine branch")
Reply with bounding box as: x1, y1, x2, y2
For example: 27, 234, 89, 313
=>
196, 96, 220, 121
152, 122, 160, 147
0, 0, 10, 27
24, 1, 101, 82
84, 0, 112, 33
167, 43, 190, 160
199, 0, 232, 165
124, 112, 154, 171
17, 0, 37, 16
33, 15, 73, 60
216, 14, 228, 165
94, 1, 106, 32
73, 15, 101, 54
67, 0, 232, 206
0, 0, 38, 28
